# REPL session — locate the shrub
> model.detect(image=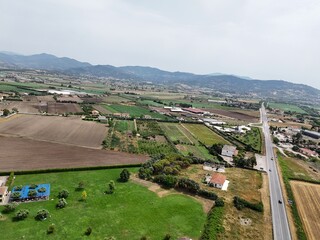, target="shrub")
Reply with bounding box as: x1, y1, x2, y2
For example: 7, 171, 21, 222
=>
2, 203, 18, 213
163, 234, 171, 240
28, 189, 37, 197
56, 198, 67, 209
15, 209, 29, 221
215, 198, 225, 207
35, 209, 49, 221
119, 169, 130, 182
58, 189, 69, 199
47, 223, 56, 234
78, 181, 85, 190
11, 192, 21, 200
176, 178, 200, 193
14, 185, 23, 191
29, 184, 38, 189
233, 196, 263, 212
153, 175, 177, 188
38, 187, 46, 193
107, 180, 116, 194
198, 189, 218, 200
5, 172, 14, 187
85, 227, 92, 236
